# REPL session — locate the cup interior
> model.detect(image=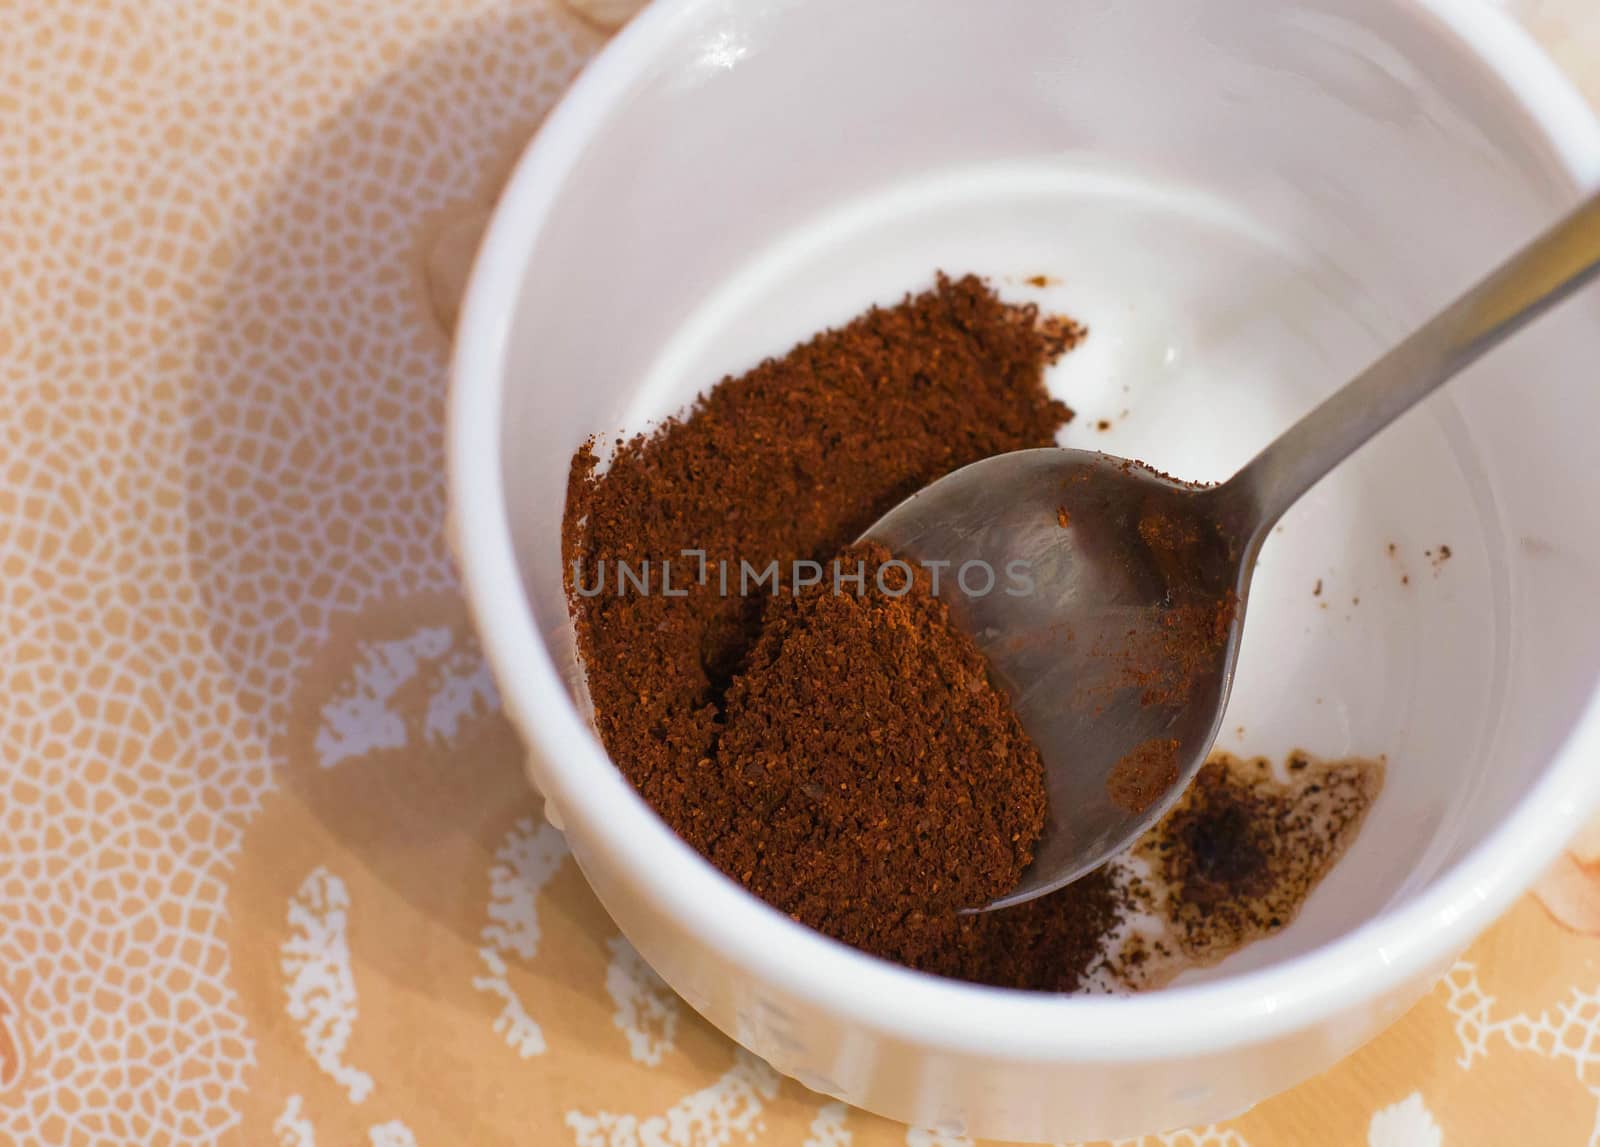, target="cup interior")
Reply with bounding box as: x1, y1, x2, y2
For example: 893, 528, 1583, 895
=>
490, 0, 1600, 984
